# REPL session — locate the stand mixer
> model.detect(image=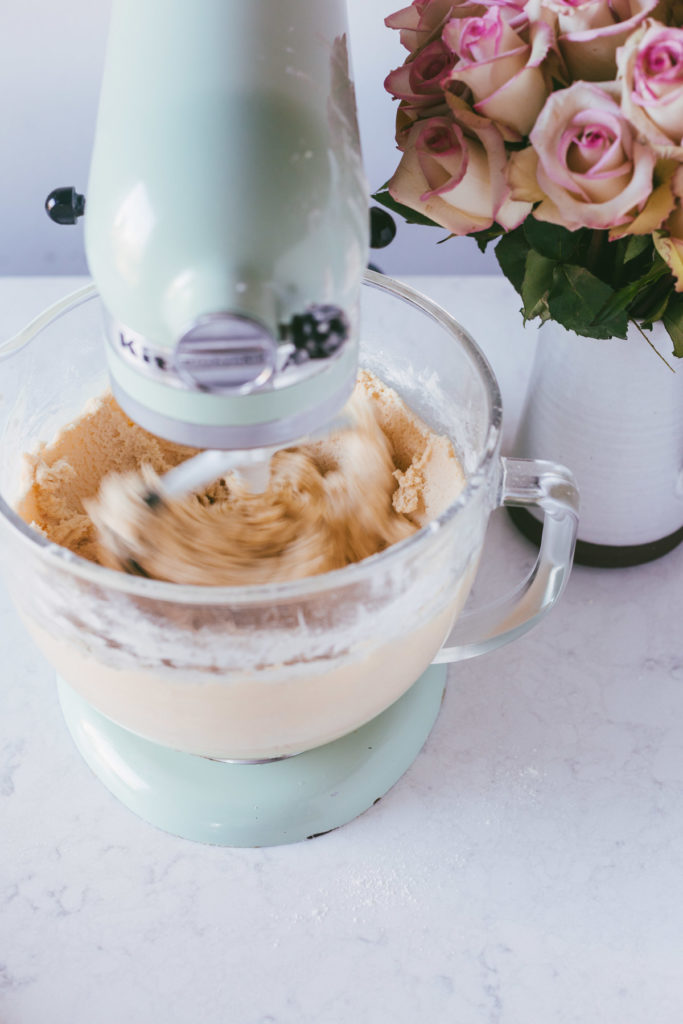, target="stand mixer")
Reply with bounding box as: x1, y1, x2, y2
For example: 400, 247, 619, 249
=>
0, 0, 580, 846
48, 0, 368, 481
